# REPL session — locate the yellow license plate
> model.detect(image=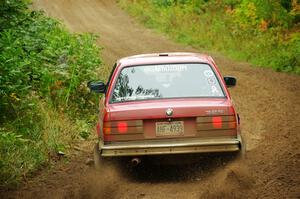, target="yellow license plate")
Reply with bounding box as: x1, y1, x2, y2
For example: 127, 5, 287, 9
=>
156, 121, 184, 136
